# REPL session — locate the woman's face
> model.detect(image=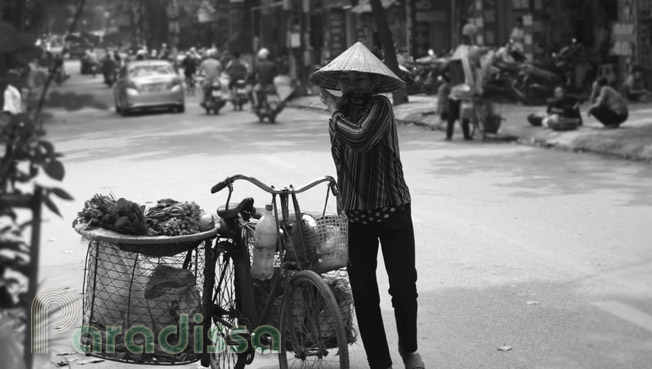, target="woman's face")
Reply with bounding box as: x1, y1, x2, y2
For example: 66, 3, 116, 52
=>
554, 87, 564, 99
336, 72, 375, 95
